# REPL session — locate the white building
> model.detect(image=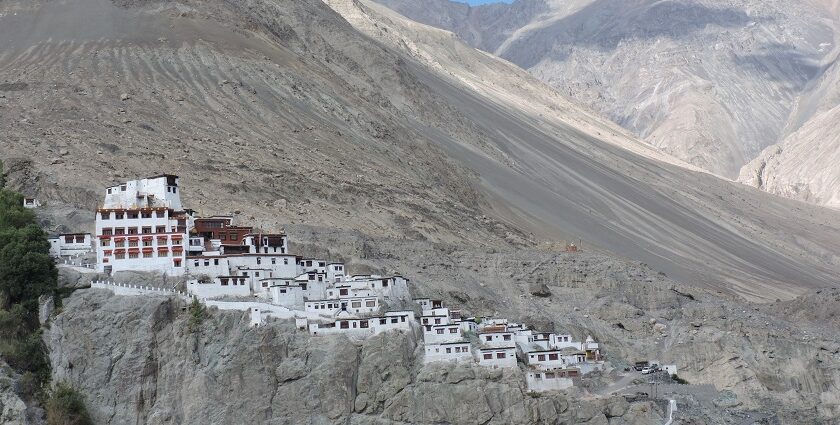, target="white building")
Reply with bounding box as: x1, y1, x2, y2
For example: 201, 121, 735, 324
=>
308, 311, 414, 336
424, 342, 473, 364
476, 347, 517, 368
479, 330, 515, 348
186, 276, 250, 299
48, 233, 93, 257
525, 349, 575, 370
423, 324, 463, 344
526, 368, 578, 393
304, 296, 380, 316
22, 198, 40, 209
414, 298, 443, 311
95, 175, 190, 275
